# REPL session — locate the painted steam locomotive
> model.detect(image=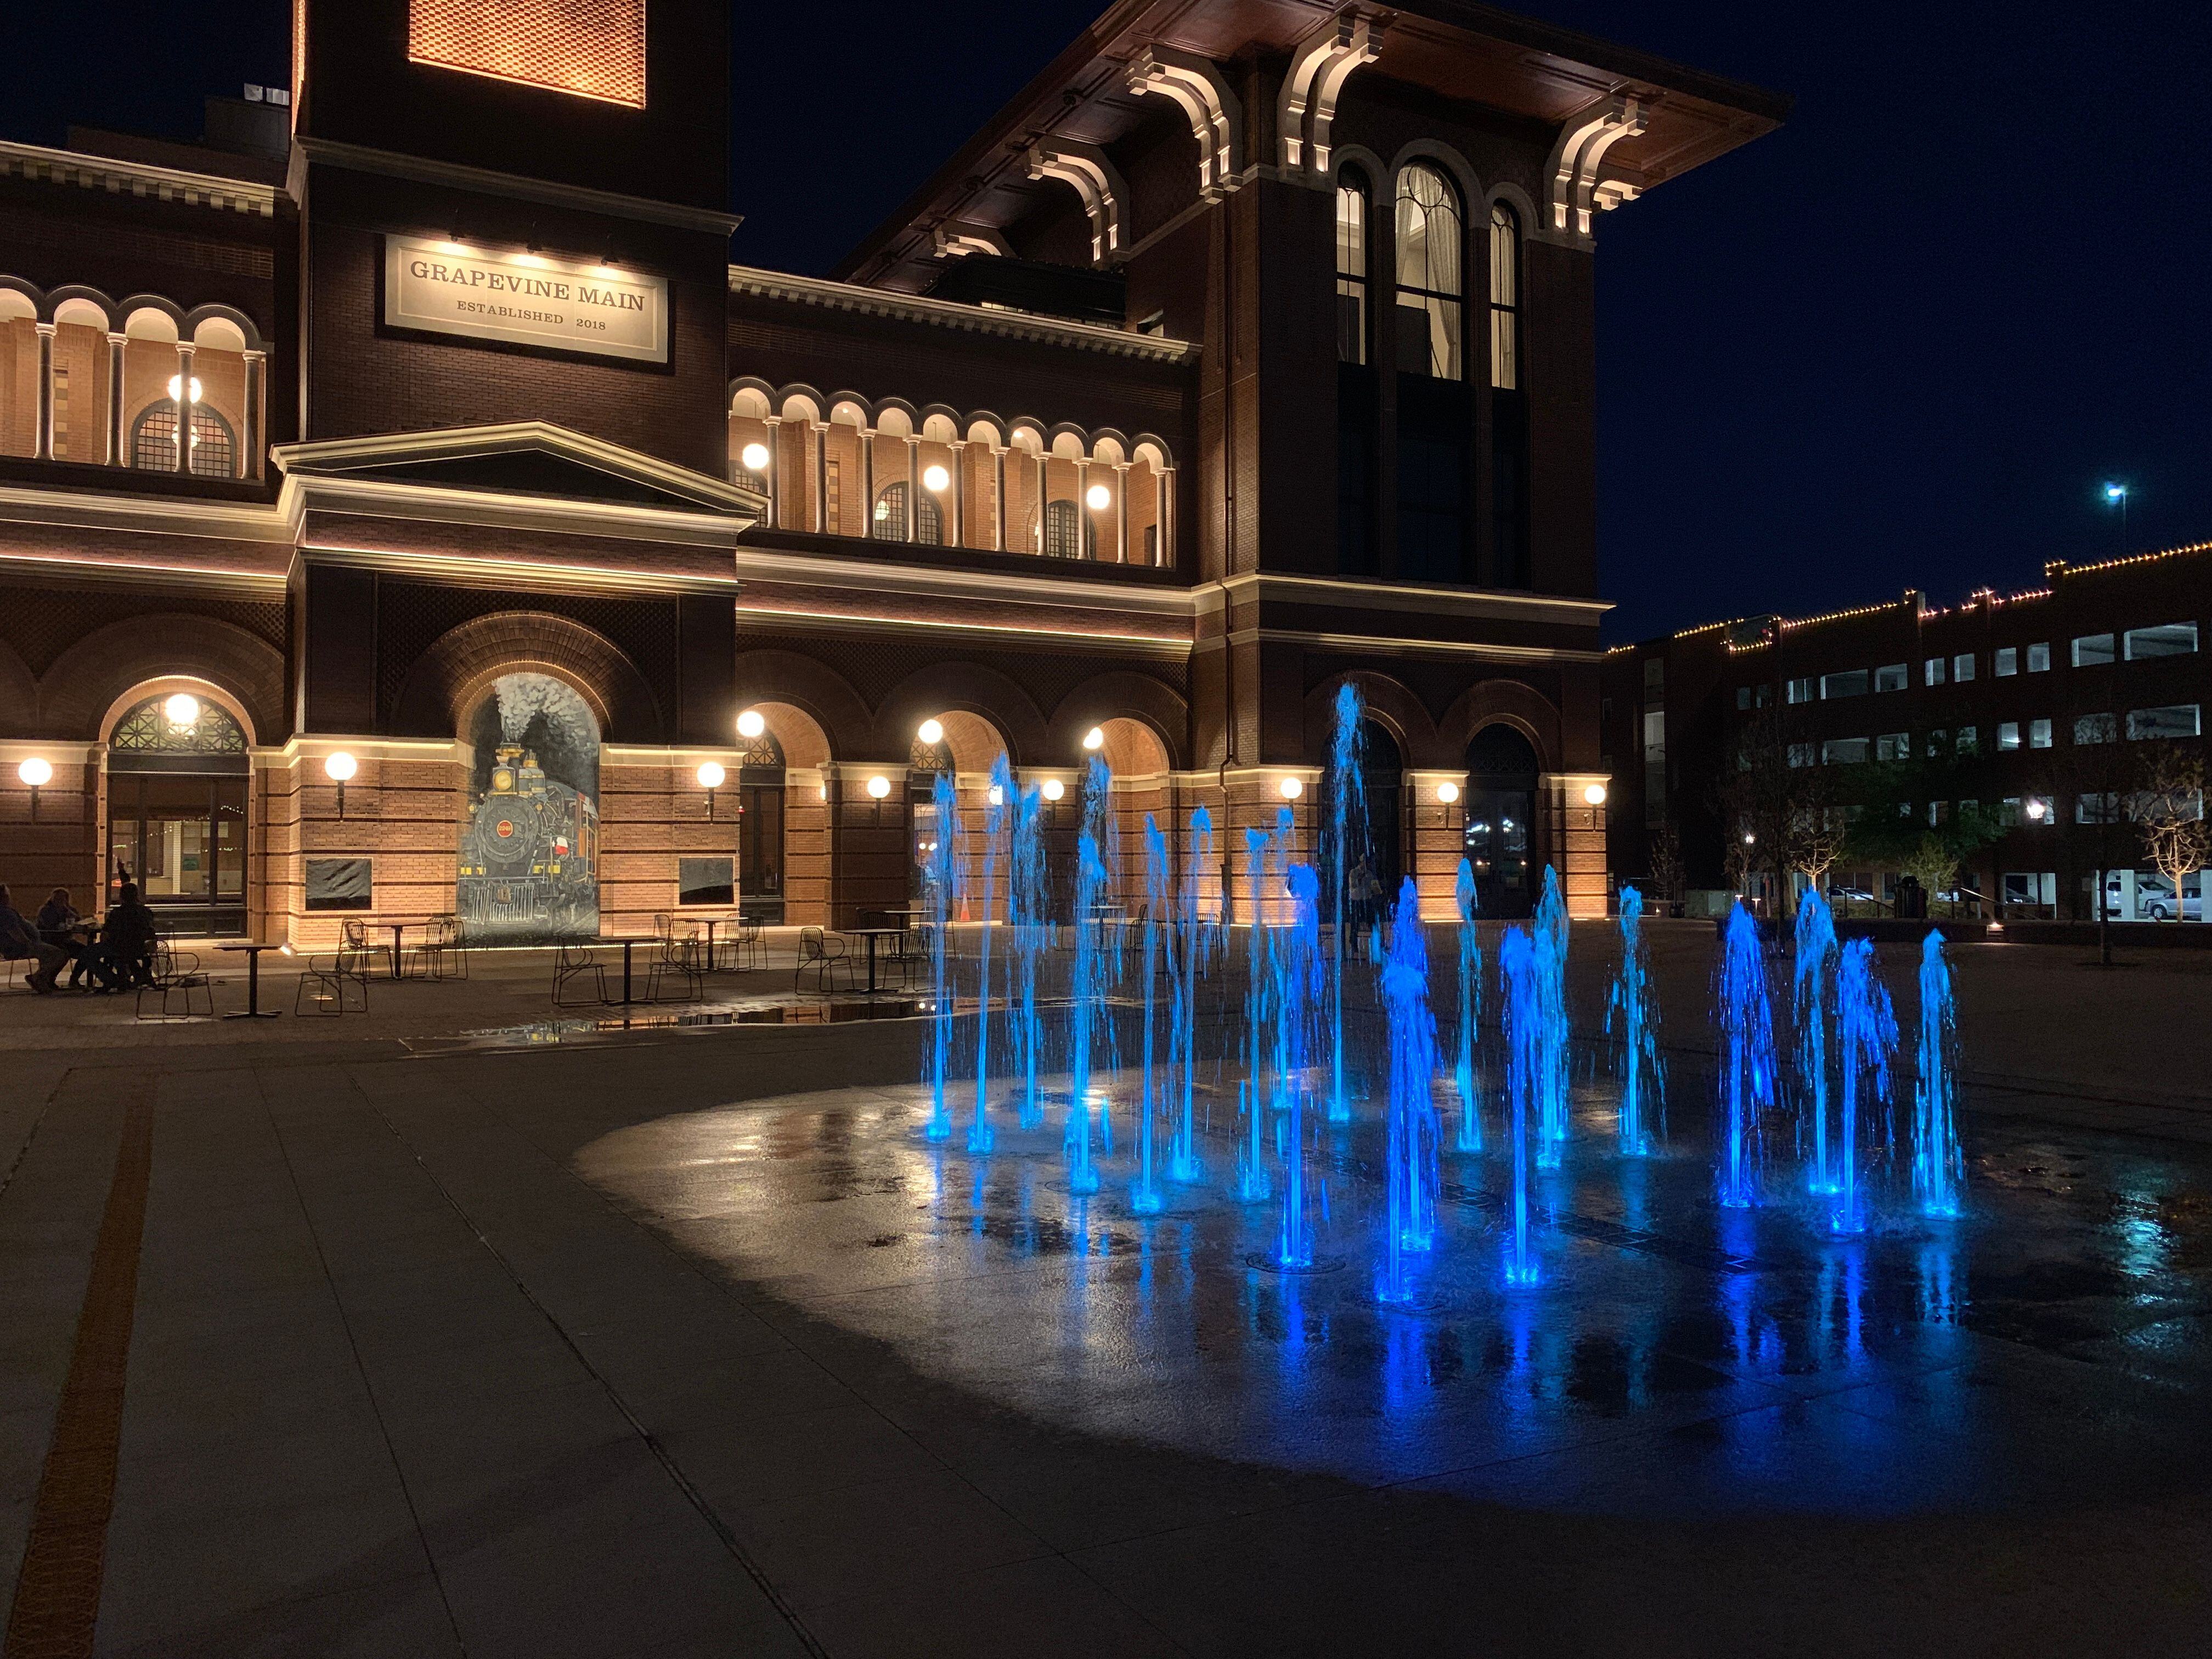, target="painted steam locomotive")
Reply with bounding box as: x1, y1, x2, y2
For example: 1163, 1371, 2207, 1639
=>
457, 744, 599, 939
